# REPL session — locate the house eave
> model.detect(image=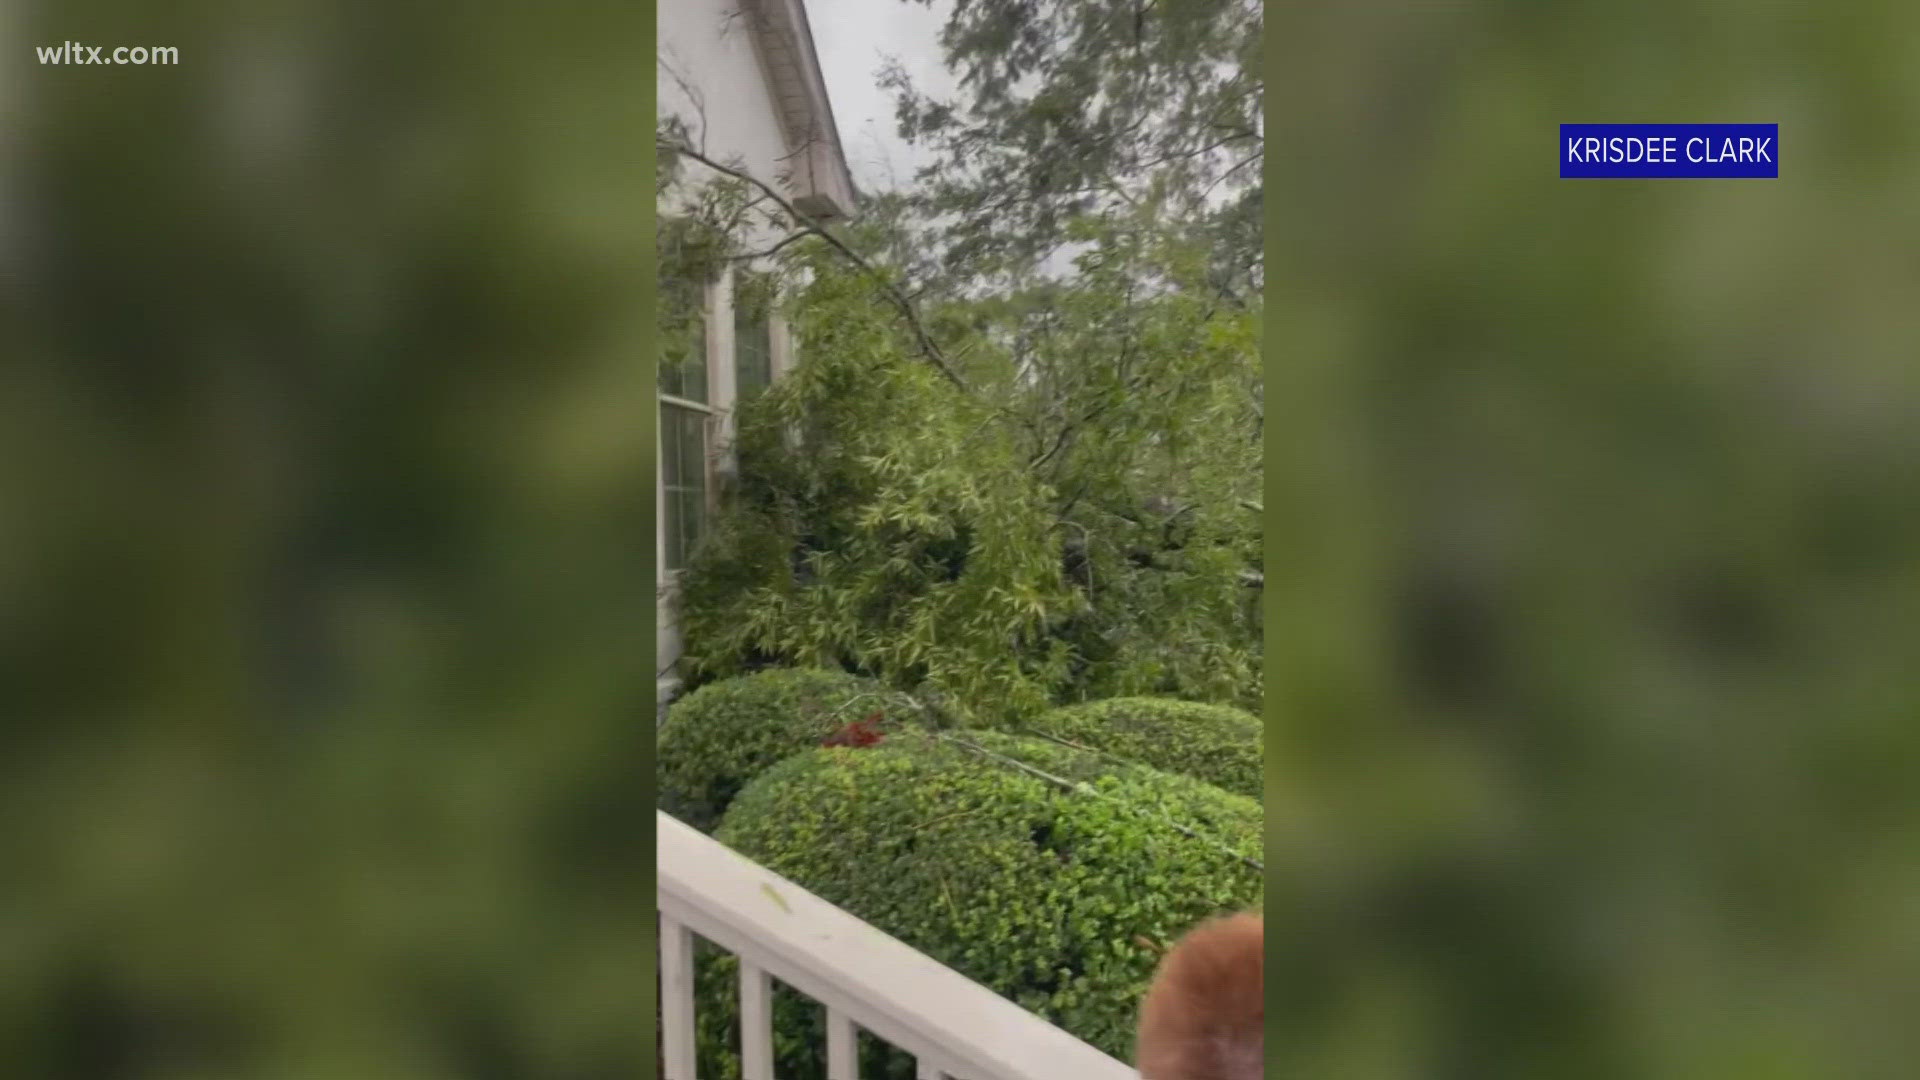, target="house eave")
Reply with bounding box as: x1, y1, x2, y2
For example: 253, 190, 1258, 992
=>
744, 0, 859, 222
